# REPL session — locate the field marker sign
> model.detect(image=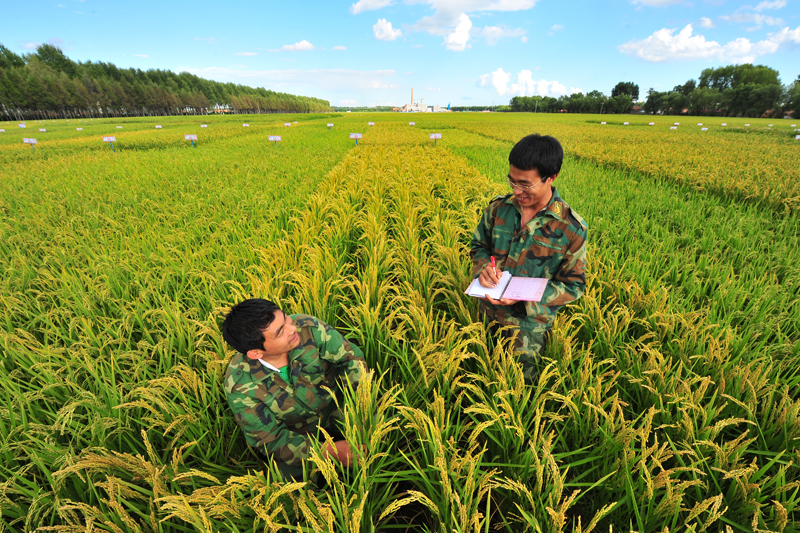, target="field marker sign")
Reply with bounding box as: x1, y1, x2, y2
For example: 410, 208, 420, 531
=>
103, 136, 117, 152
19, 124, 26, 128
624, 122, 629, 125
701, 127, 708, 131
268, 135, 281, 145
155, 125, 162, 129
39, 128, 46, 132
76, 128, 82, 131
285, 123, 291, 127
328, 123, 334, 129
185, 134, 197, 148
350, 133, 362, 146
670, 126, 677, 130
201, 124, 207, 128
409, 122, 415, 126
368, 122, 374, 126
23, 138, 37, 150
243, 124, 249, 127
430, 133, 442, 146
